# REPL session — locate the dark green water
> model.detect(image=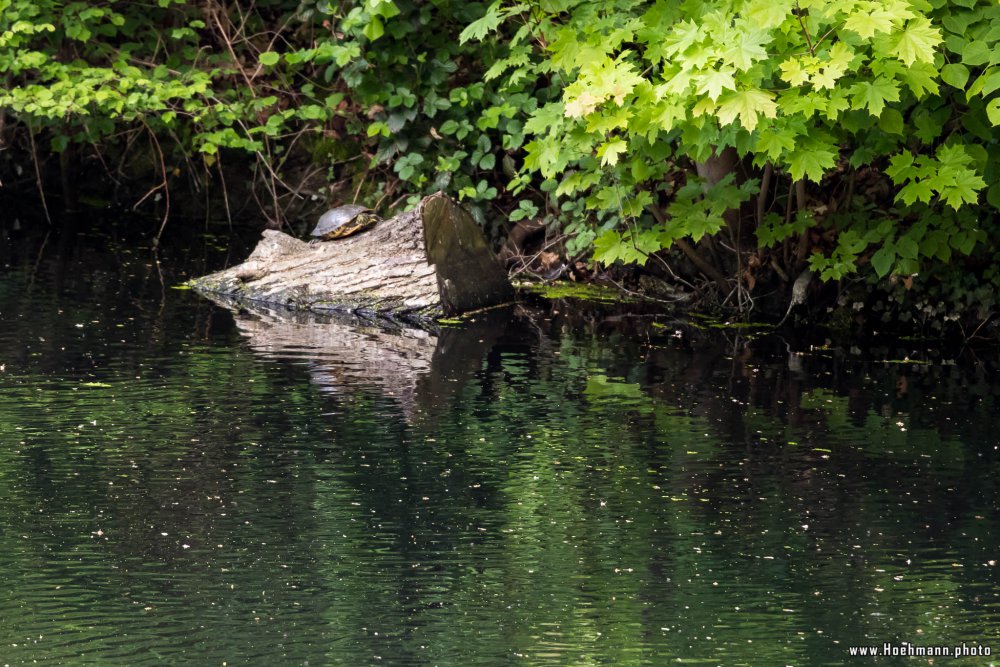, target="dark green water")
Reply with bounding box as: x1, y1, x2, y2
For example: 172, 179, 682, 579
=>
1, 220, 1000, 666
